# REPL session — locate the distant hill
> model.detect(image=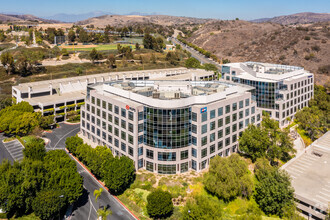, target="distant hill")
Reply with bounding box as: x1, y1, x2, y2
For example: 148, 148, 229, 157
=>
75, 14, 211, 27
251, 12, 330, 25
0, 13, 59, 24
187, 20, 330, 85
43, 11, 114, 23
